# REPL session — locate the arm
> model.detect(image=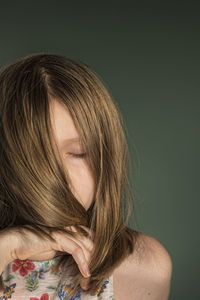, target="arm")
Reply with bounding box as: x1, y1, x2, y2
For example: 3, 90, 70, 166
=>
113, 233, 173, 300
139, 234, 173, 300
0, 228, 18, 274
0, 229, 19, 292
